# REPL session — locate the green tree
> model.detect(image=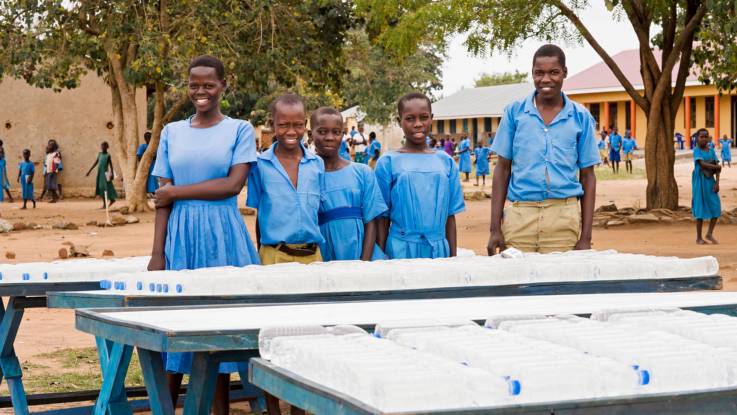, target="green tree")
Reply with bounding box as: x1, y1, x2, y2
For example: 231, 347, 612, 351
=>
0, 0, 351, 211
341, 28, 443, 125
356, 0, 736, 209
474, 71, 528, 87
